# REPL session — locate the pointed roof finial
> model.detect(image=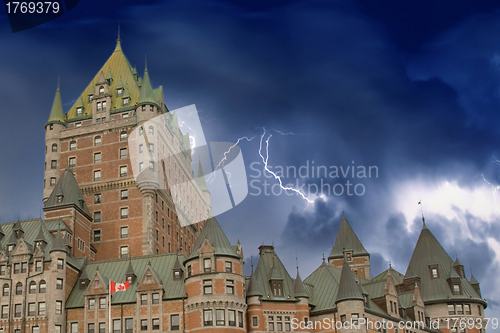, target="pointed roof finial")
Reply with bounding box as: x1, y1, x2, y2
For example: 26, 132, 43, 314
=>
117, 23, 121, 41
418, 199, 426, 228
322, 253, 325, 262
295, 256, 299, 271
57, 75, 60, 90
